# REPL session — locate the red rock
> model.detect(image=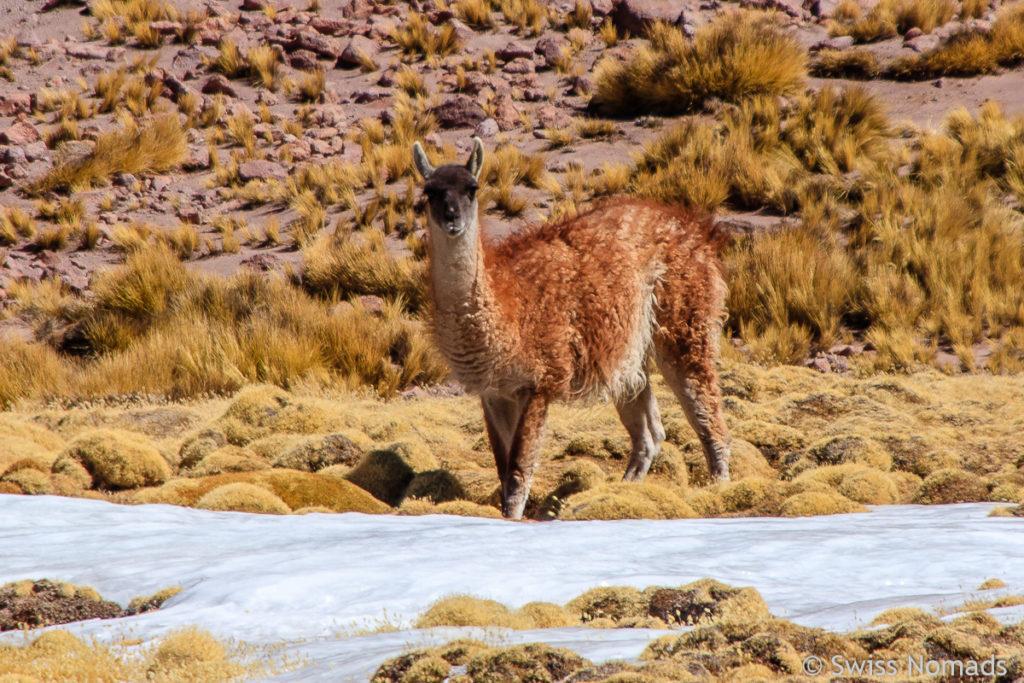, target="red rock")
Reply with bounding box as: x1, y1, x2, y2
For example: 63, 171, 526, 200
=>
310, 16, 346, 35
201, 74, 238, 97
64, 44, 110, 60
536, 106, 572, 129
491, 95, 521, 132
289, 49, 321, 70
496, 41, 533, 61
150, 20, 183, 33
337, 34, 377, 68
288, 28, 342, 59
609, 0, 687, 35
535, 36, 569, 68
589, 0, 614, 15
430, 96, 487, 129
238, 160, 288, 181
0, 116, 40, 145
0, 94, 31, 117
503, 57, 535, 74
241, 0, 271, 10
